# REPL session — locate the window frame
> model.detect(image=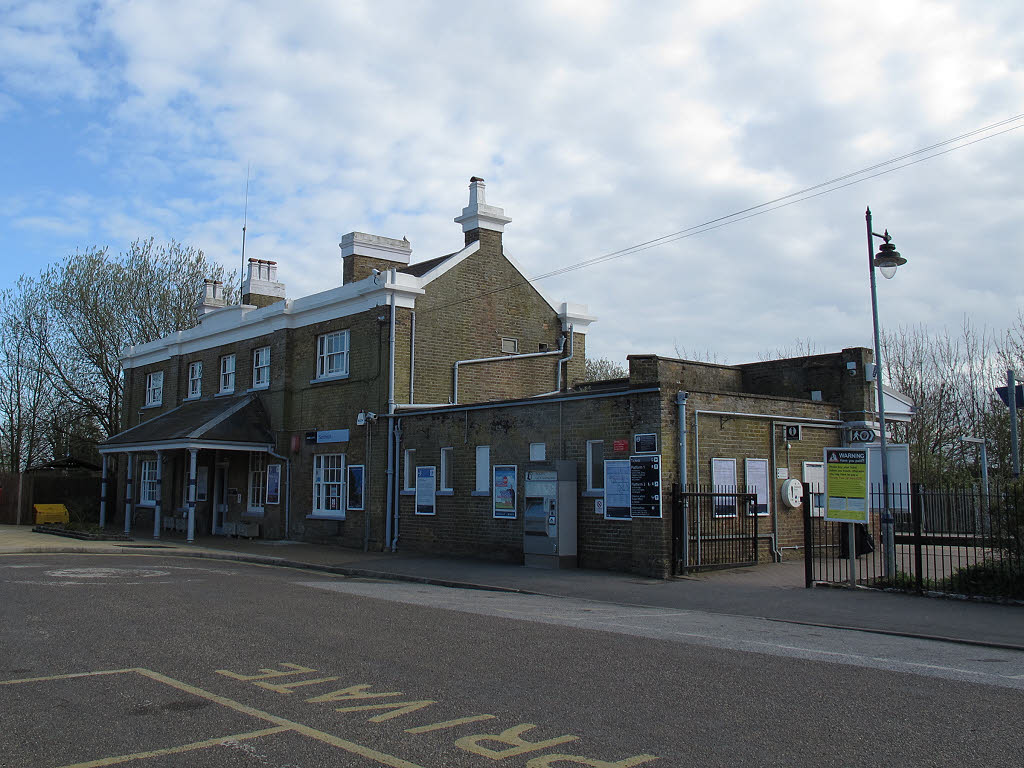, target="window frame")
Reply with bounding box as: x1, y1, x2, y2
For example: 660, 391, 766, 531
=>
474, 445, 490, 495
346, 464, 365, 511
252, 346, 270, 390
145, 371, 163, 407
316, 330, 350, 381
313, 453, 346, 518
403, 448, 416, 492
247, 451, 266, 515
139, 459, 158, 506
440, 447, 454, 492
187, 361, 202, 399
586, 439, 605, 492
219, 354, 236, 394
